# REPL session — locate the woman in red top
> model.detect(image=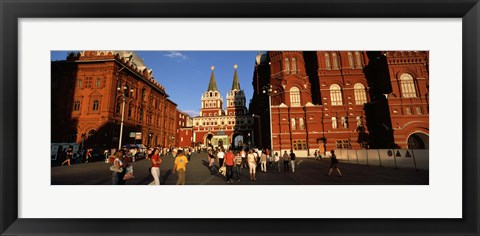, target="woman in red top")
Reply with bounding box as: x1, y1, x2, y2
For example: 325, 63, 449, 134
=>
150, 148, 162, 185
